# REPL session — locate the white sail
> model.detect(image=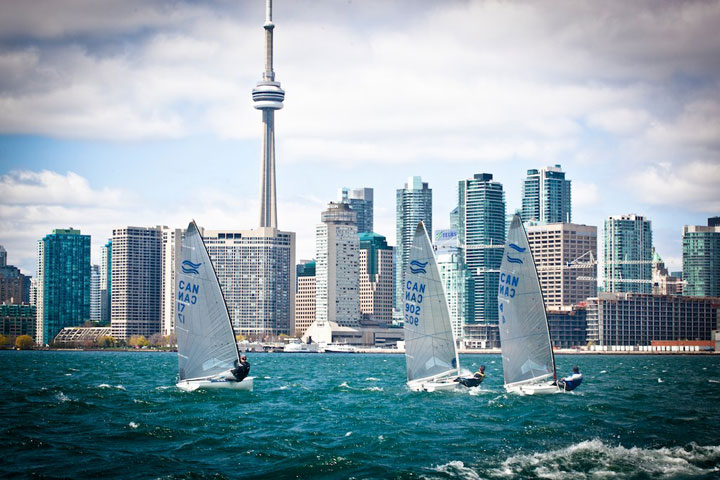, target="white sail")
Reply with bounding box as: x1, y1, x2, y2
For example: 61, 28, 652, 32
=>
177, 221, 240, 381
498, 215, 556, 388
403, 222, 459, 383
